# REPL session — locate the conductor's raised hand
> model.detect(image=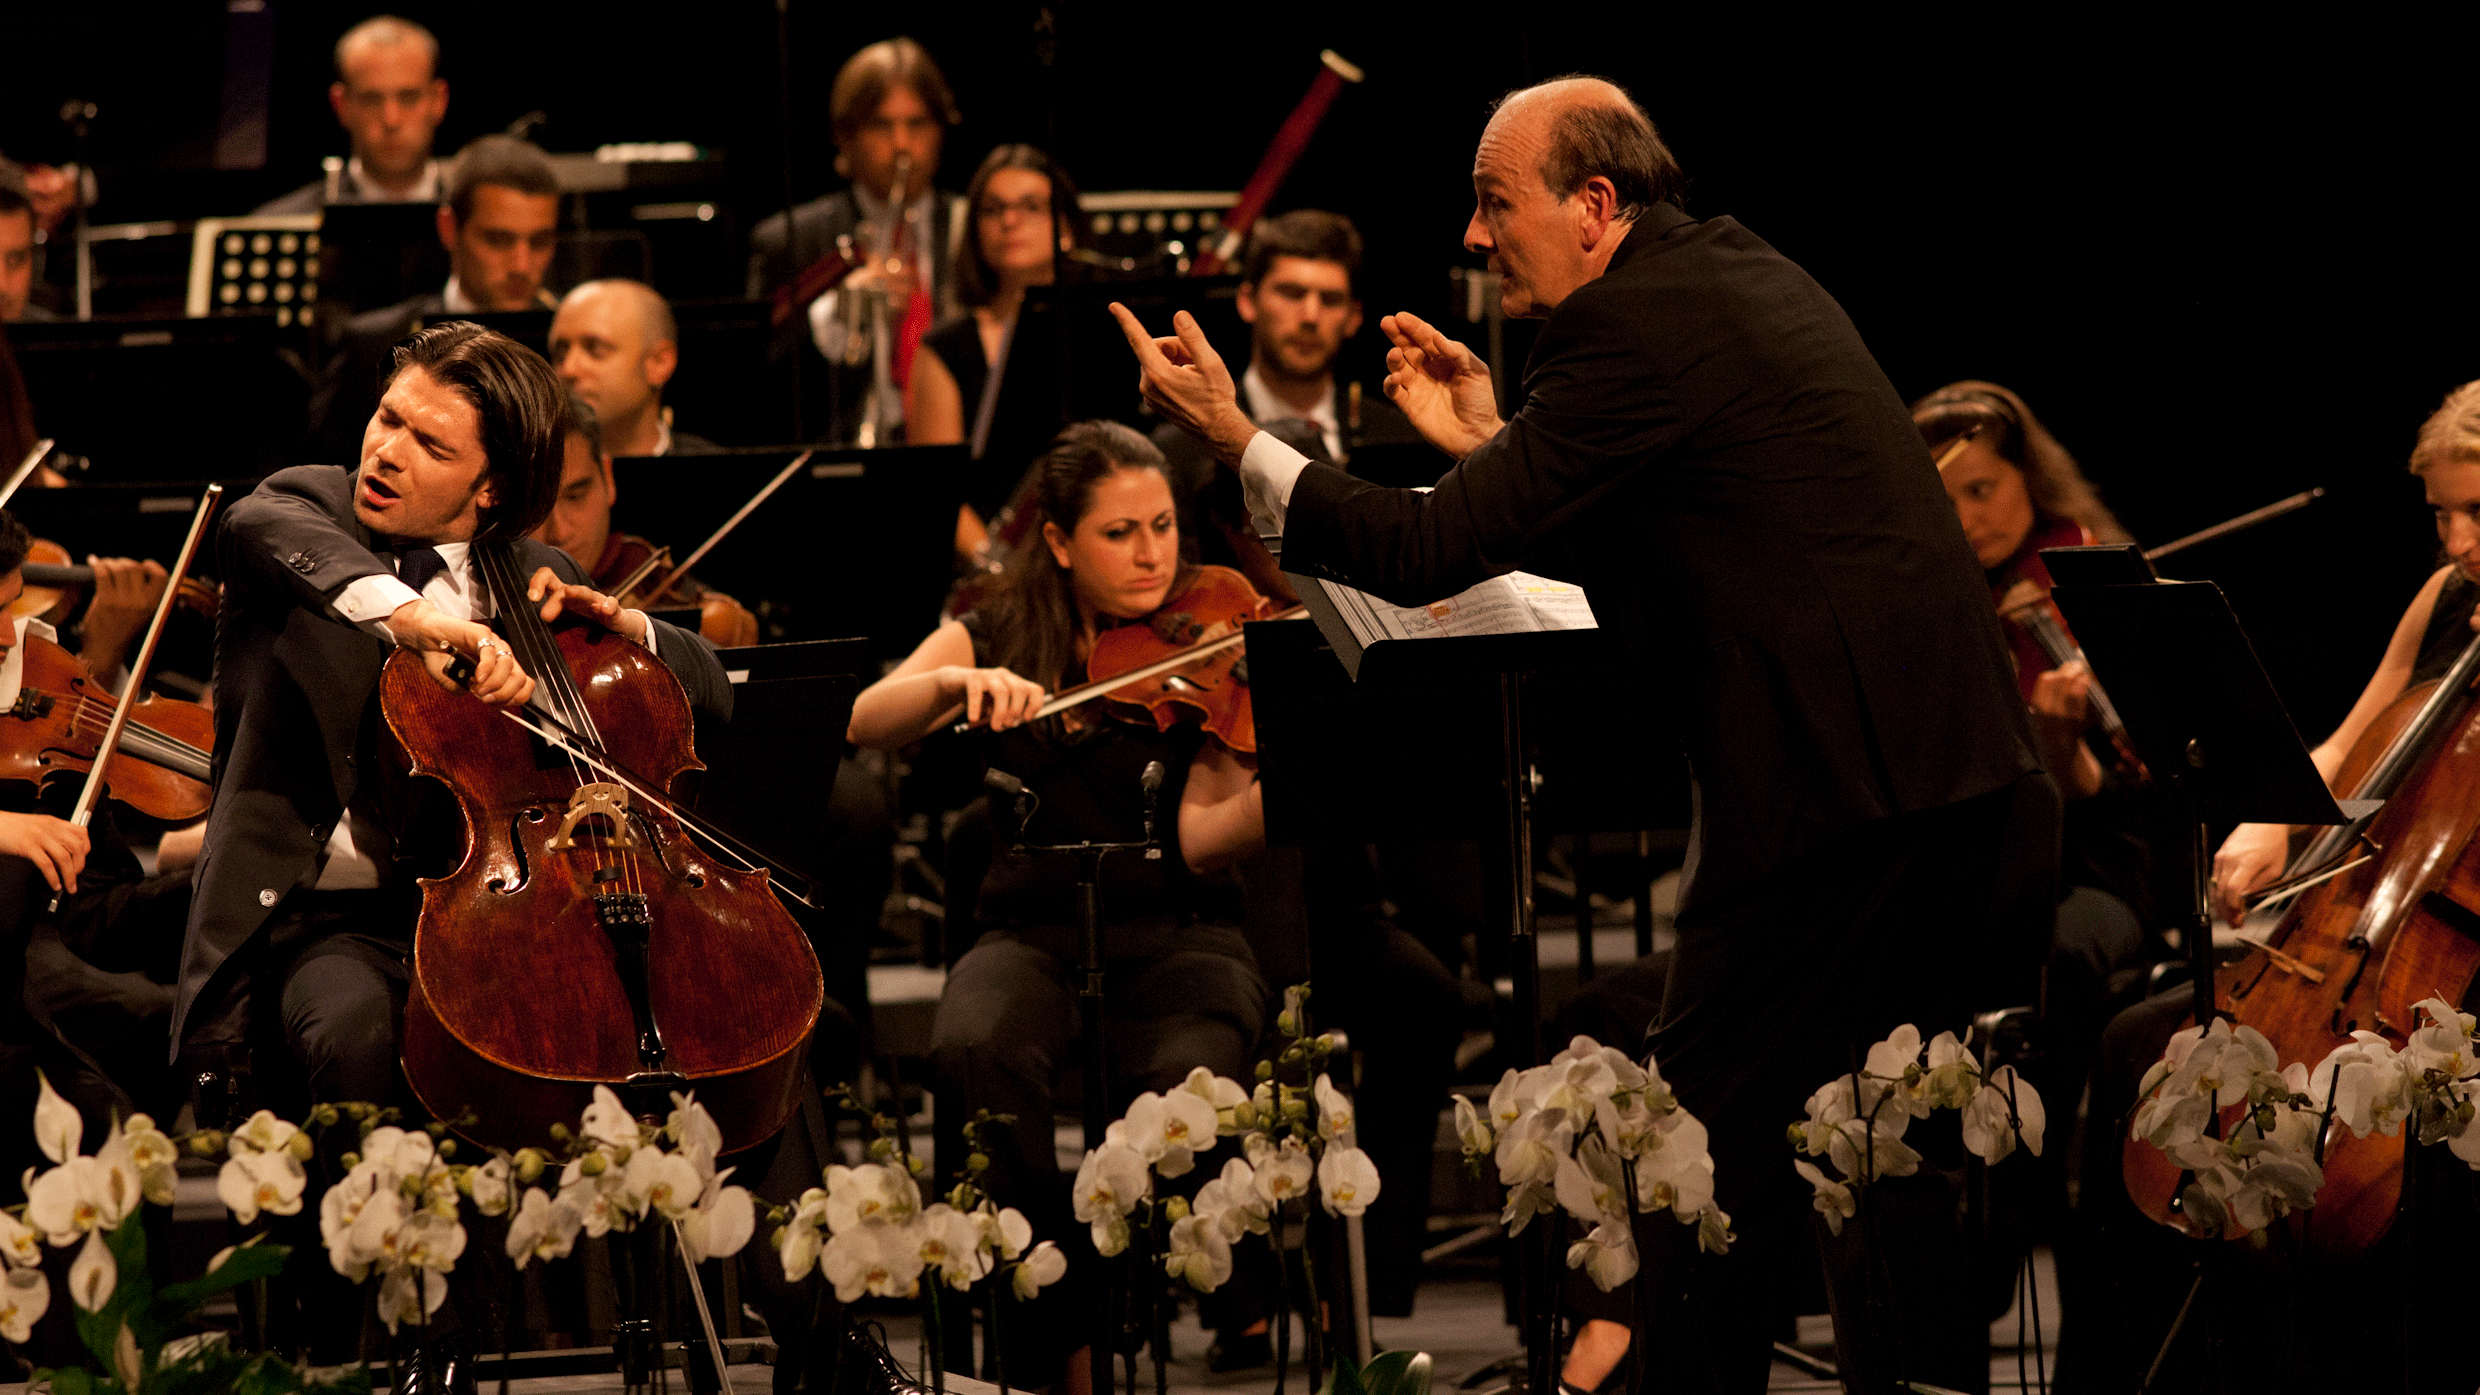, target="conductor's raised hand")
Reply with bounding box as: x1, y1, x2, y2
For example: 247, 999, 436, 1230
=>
526, 566, 650, 642
1109, 303, 1259, 465
1380, 311, 1504, 459
388, 597, 535, 710
945, 664, 1047, 732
